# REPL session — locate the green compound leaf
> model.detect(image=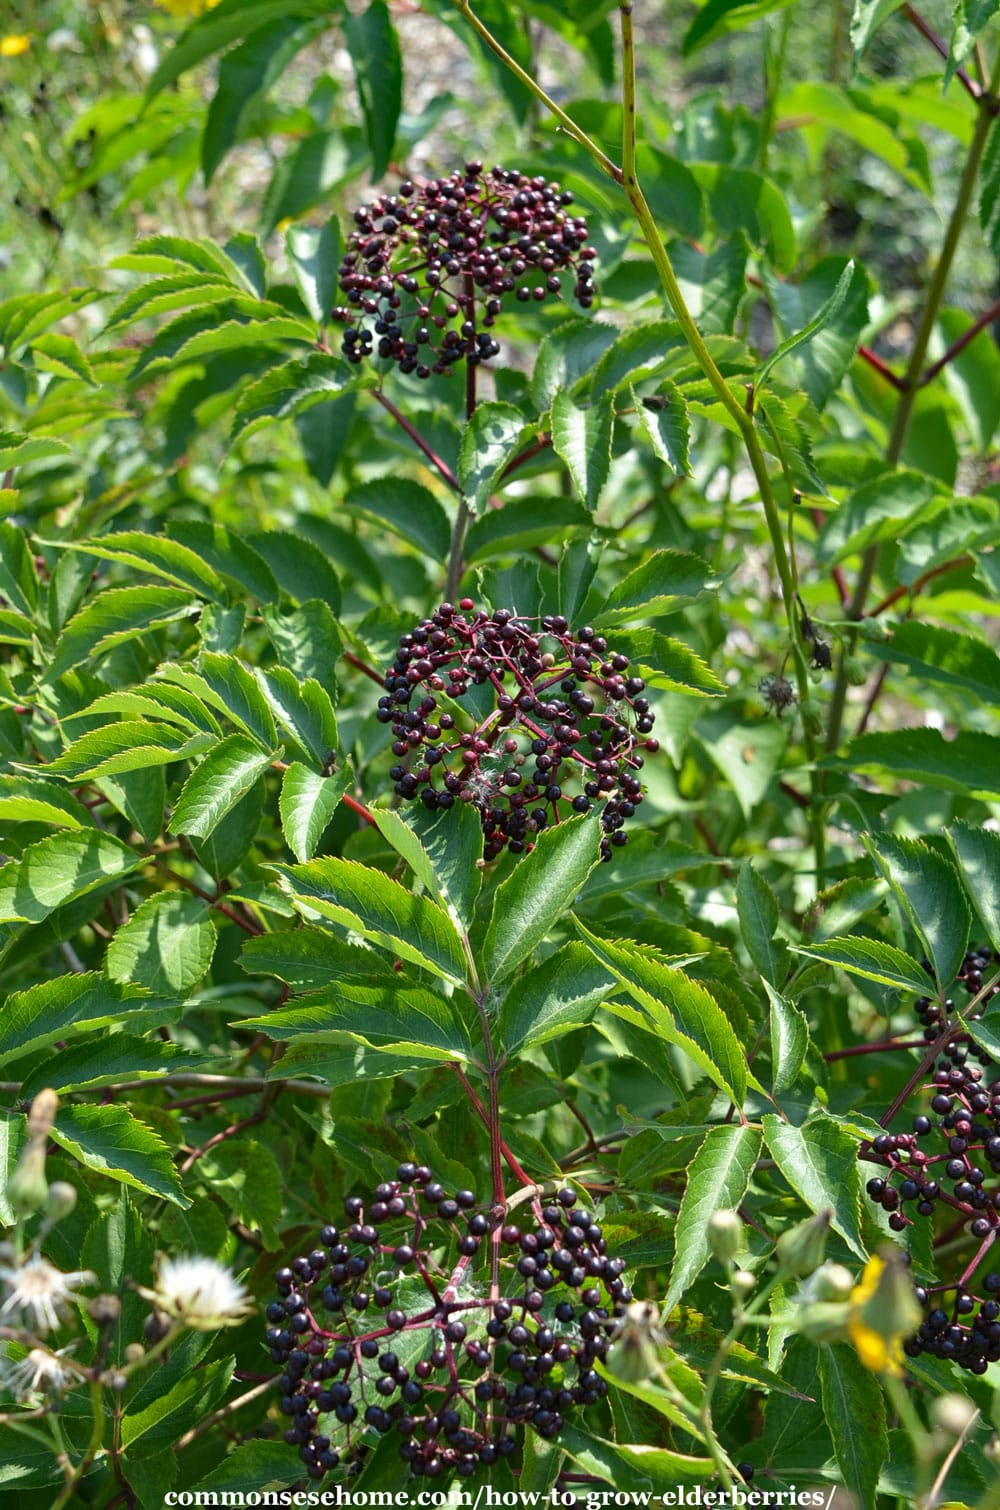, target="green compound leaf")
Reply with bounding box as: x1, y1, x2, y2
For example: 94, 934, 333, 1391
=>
762, 1112, 866, 1259
106, 892, 217, 995
864, 832, 971, 988
51, 1103, 190, 1207
576, 921, 750, 1105
498, 943, 616, 1054
736, 861, 788, 985
170, 734, 277, 840
457, 401, 527, 513
46, 586, 198, 682
947, 822, 1000, 957
790, 935, 933, 994
664, 1123, 762, 1314
279, 762, 353, 863
483, 816, 603, 984
550, 389, 614, 511
270, 856, 468, 985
